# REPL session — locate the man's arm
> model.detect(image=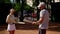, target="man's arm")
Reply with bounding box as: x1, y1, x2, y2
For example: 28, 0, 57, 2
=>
32, 11, 45, 25
32, 16, 44, 25
36, 17, 44, 24
36, 11, 46, 24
